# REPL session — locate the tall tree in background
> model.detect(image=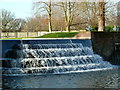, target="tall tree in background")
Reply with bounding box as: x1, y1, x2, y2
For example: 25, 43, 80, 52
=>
1, 9, 25, 32
66, 1, 71, 32
1, 9, 14, 31
24, 16, 41, 32
56, 1, 80, 32
98, 0, 106, 31
32, 0, 117, 32
48, 0, 52, 32
117, 1, 120, 26
84, 2, 98, 26
24, 15, 48, 32
33, 0, 53, 32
